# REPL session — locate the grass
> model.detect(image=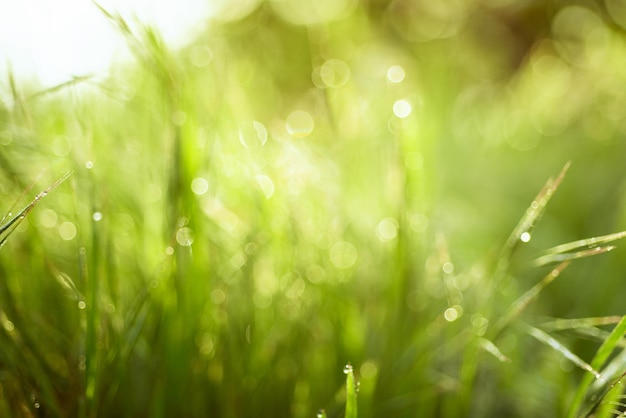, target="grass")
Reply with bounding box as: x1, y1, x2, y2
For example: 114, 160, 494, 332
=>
3, 1, 626, 417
